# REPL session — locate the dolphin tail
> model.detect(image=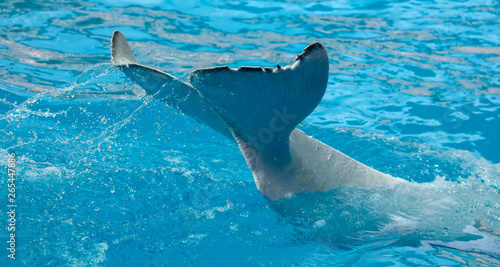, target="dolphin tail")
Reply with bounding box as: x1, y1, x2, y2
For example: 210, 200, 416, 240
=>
189, 43, 329, 166
111, 30, 332, 199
